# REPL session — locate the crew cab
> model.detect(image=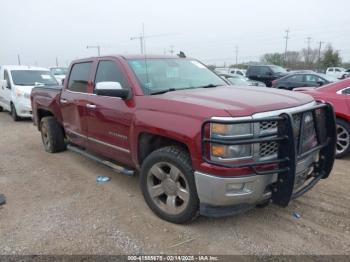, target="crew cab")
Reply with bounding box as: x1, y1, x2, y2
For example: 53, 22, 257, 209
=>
31, 55, 336, 223
0, 65, 58, 120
